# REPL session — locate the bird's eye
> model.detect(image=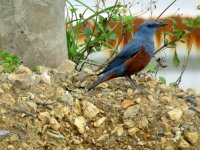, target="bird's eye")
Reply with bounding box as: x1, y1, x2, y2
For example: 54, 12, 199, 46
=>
147, 24, 153, 28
